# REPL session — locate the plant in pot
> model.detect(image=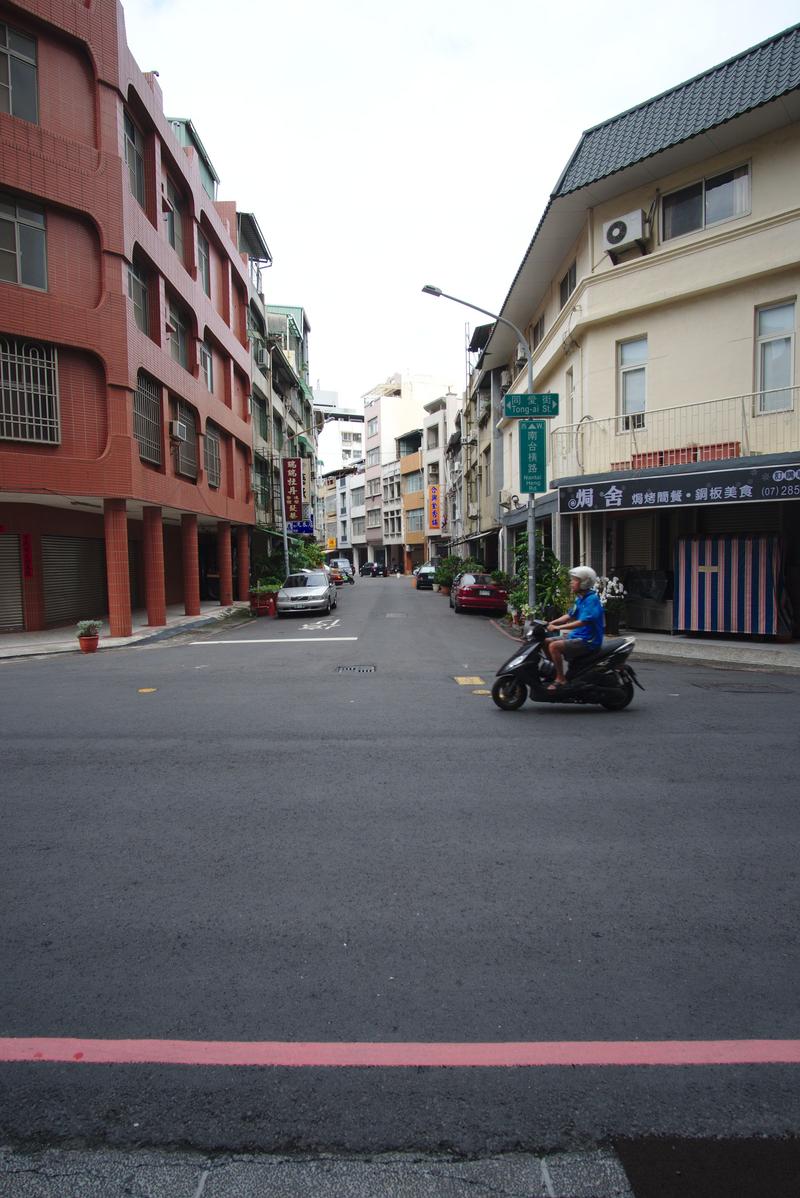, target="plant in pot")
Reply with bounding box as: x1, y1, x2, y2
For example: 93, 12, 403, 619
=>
249, 579, 282, 617
76, 619, 102, 654
433, 555, 463, 596
594, 575, 627, 634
